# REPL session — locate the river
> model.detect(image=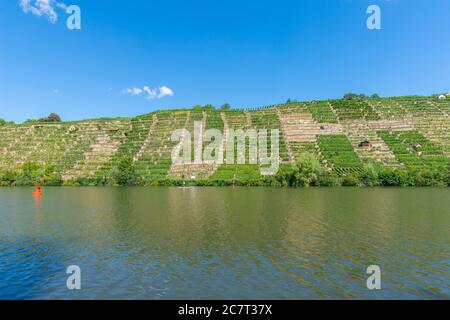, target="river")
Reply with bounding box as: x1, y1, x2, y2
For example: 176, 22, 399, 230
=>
0, 187, 448, 299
